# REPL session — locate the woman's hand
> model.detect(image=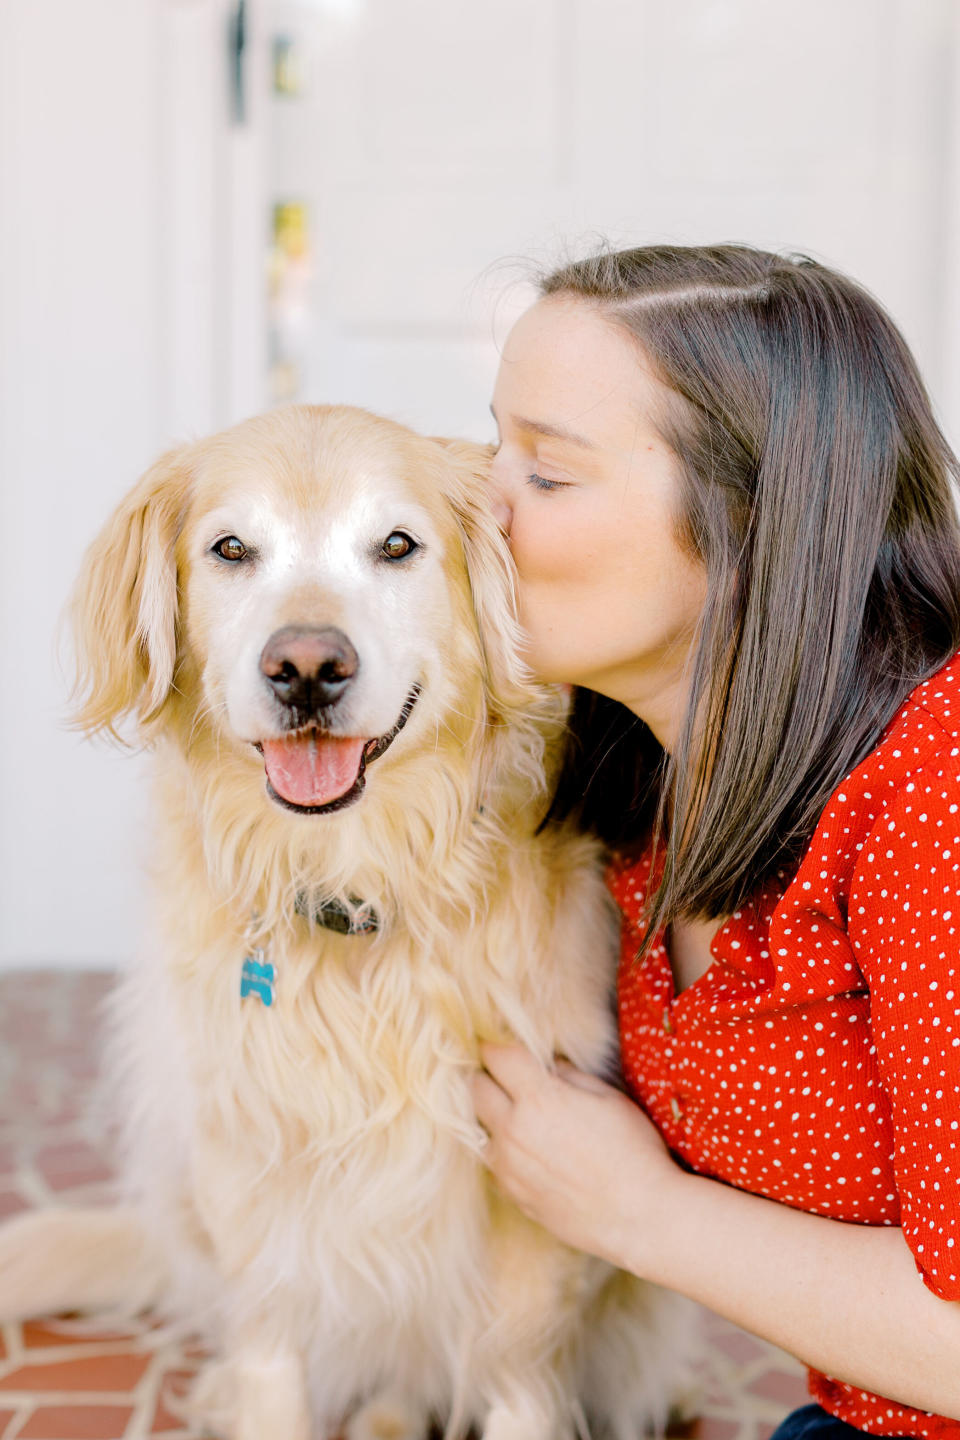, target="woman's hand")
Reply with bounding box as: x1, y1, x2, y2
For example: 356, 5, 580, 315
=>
470, 1041, 681, 1268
